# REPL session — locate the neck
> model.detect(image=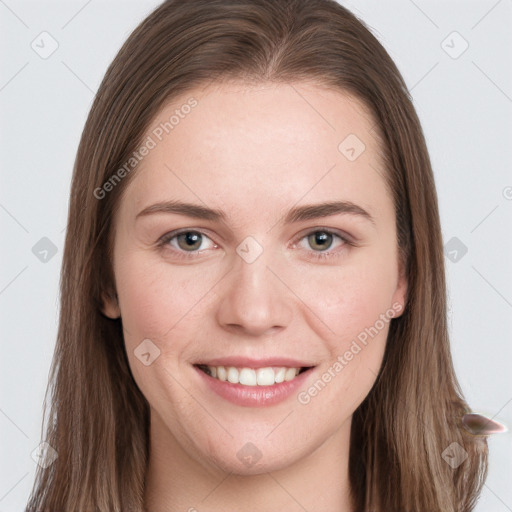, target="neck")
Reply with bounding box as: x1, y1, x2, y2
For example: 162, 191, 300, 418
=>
143, 410, 355, 512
